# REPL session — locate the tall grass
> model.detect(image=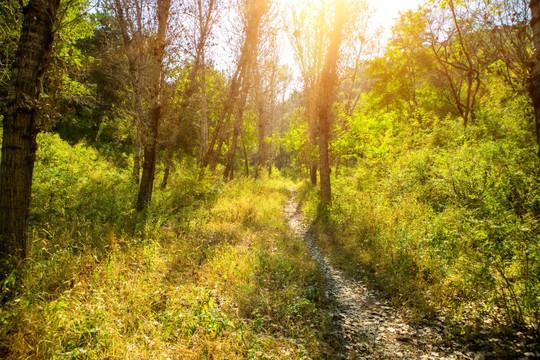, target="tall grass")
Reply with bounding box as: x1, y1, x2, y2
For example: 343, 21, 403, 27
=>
0, 134, 333, 359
